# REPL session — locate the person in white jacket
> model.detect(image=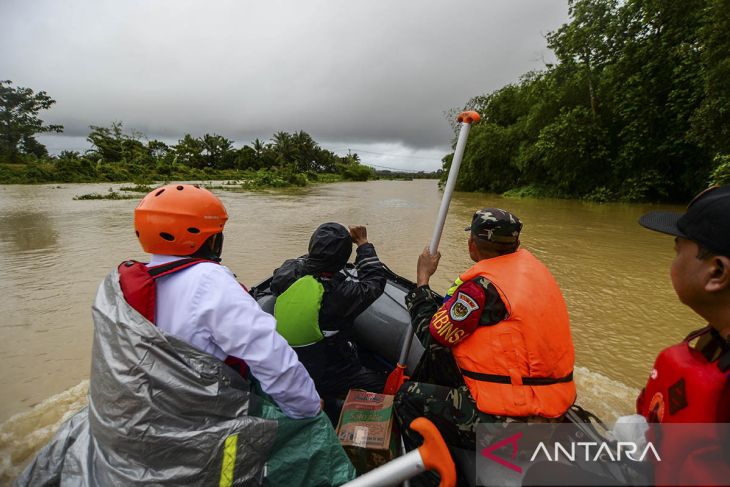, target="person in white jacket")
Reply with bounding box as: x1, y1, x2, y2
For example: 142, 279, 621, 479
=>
130, 183, 320, 419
